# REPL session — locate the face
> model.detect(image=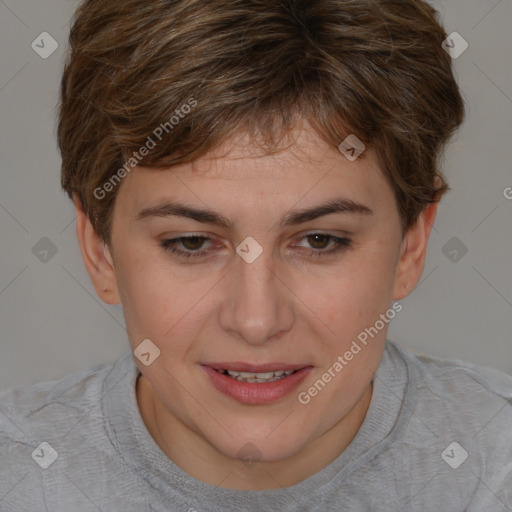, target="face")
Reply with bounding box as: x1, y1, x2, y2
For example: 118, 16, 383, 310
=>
80, 119, 431, 471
